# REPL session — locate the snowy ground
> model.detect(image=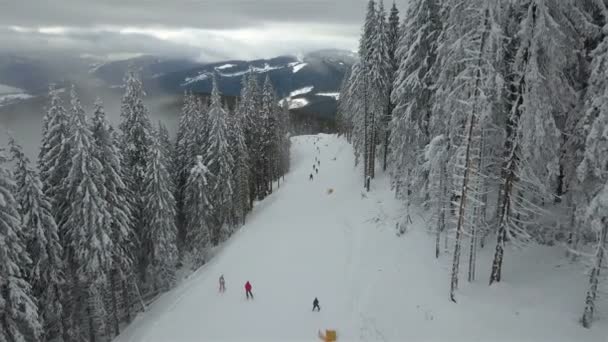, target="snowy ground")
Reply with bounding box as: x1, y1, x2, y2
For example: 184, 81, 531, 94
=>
116, 134, 607, 342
